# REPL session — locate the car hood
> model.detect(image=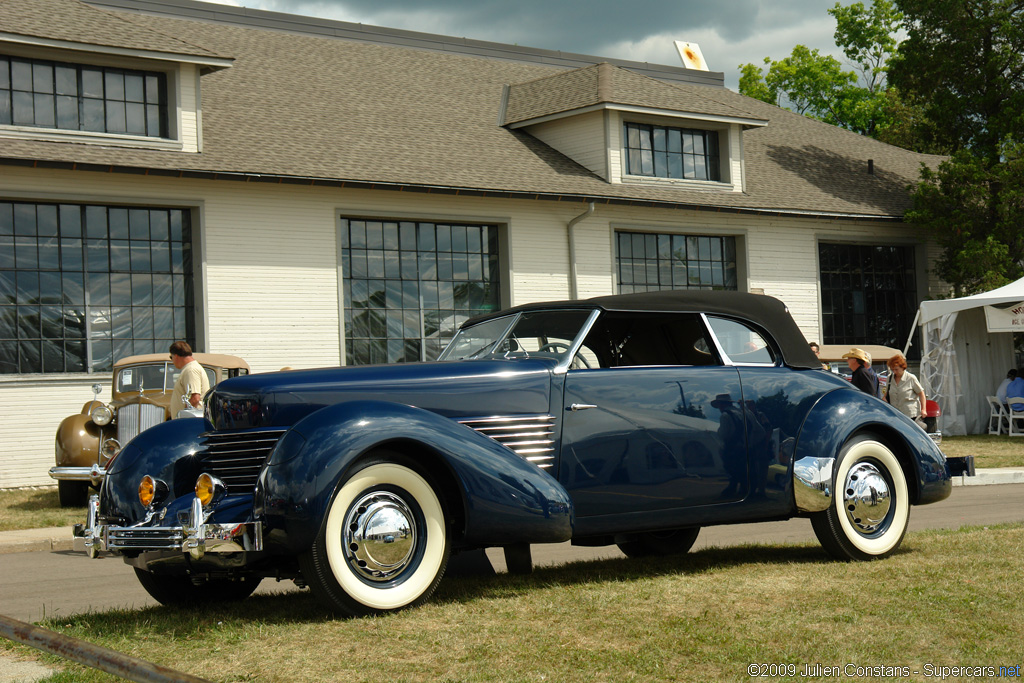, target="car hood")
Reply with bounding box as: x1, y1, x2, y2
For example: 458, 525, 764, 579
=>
206, 359, 557, 430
